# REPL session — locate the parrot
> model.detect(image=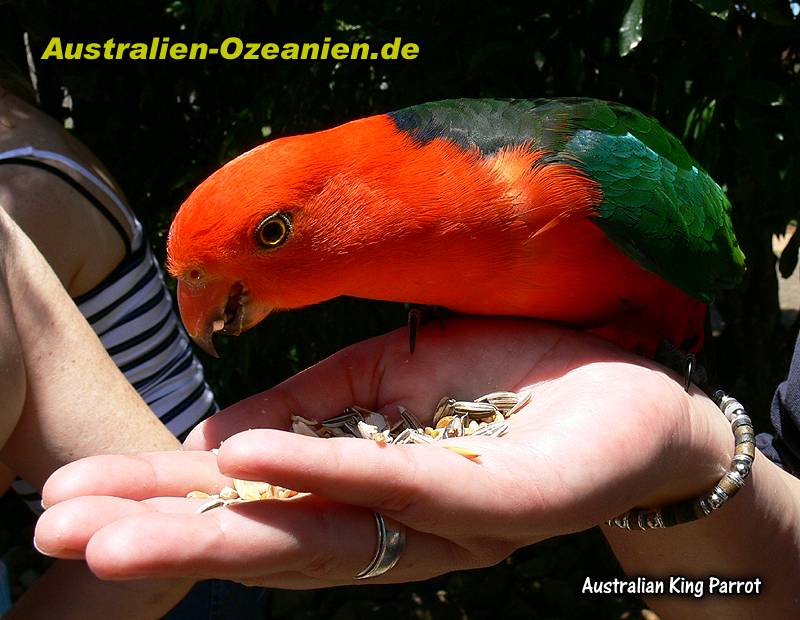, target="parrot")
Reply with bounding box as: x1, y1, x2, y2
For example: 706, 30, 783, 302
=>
167, 98, 745, 362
